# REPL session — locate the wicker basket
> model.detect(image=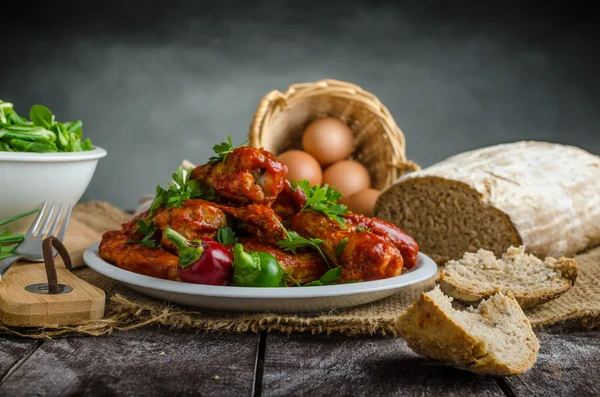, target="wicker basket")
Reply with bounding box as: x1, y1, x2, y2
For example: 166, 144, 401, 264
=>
248, 79, 420, 190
